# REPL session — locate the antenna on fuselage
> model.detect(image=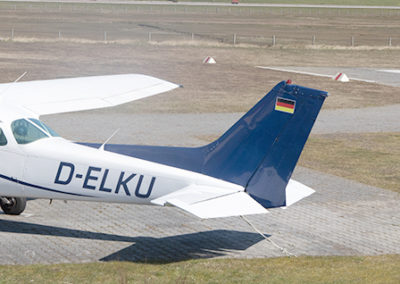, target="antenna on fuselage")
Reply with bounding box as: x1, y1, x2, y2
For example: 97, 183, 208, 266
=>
99, 128, 120, 151
0, 71, 27, 98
